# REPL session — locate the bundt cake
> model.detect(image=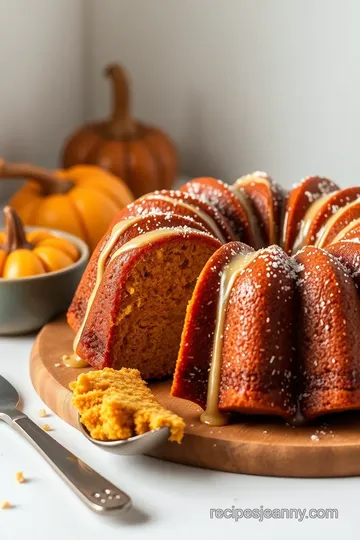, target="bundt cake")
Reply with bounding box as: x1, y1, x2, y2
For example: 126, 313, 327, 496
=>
68, 172, 360, 425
